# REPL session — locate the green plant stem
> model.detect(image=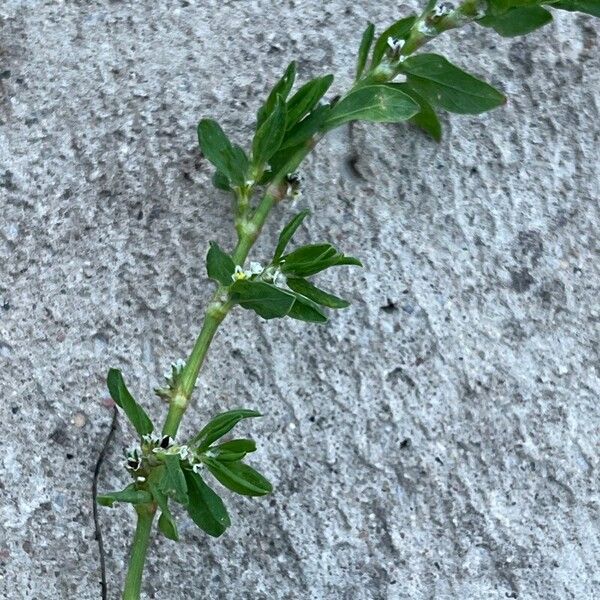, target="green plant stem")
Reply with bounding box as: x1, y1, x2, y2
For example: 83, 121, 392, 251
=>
161, 142, 314, 439
122, 505, 156, 600
125, 7, 482, 596
160, 192, 279, 439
